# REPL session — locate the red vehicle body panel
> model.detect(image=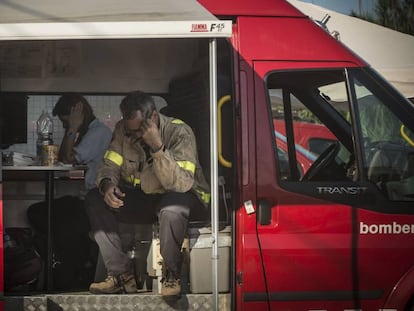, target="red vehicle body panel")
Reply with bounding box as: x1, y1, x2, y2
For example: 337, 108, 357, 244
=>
198, 1, 414, 310
198, 0, 304, 17
199, 0, 367, 66
0, 184, 3, 311
229, 10, 370, 308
